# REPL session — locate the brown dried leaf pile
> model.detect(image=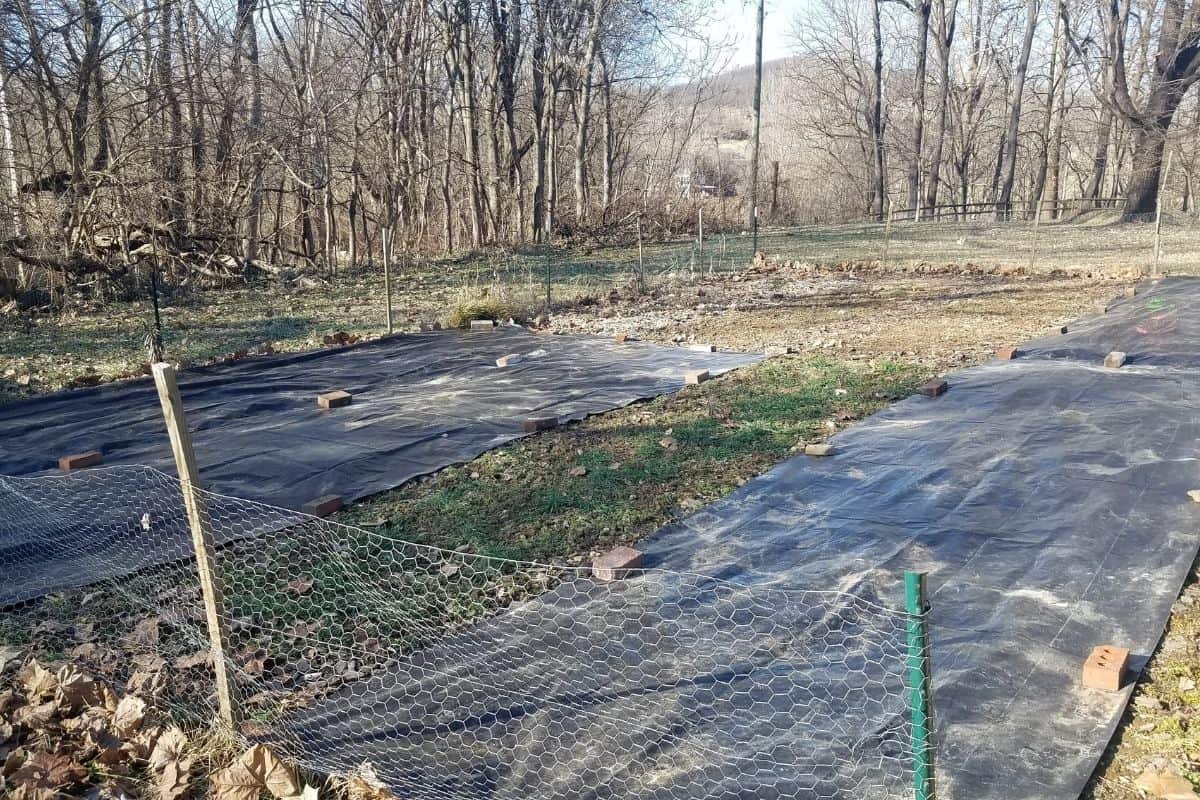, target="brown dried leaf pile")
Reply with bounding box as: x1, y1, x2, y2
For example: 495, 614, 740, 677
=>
0, 647, 320, 799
